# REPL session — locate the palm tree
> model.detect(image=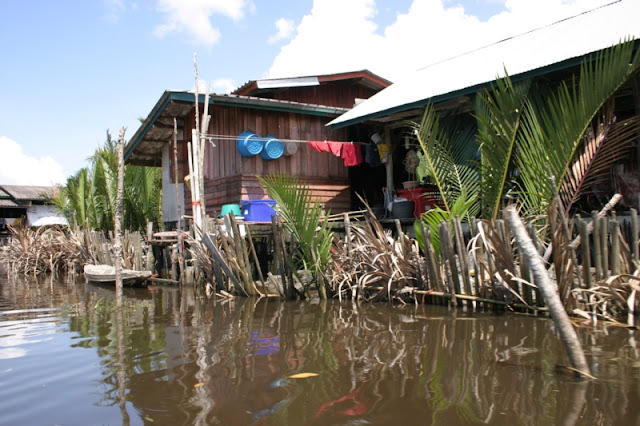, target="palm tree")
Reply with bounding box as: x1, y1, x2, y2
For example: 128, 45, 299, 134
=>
258, 173, 334, 299
478, 38, 640, 218
418, 38, 640, 226
52, 131, 162, 232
